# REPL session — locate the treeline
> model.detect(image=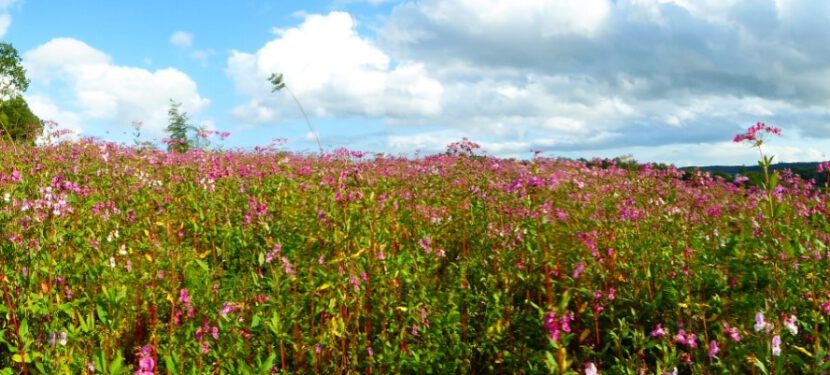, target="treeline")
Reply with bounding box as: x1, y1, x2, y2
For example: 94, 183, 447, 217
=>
683, 162, 829, 186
